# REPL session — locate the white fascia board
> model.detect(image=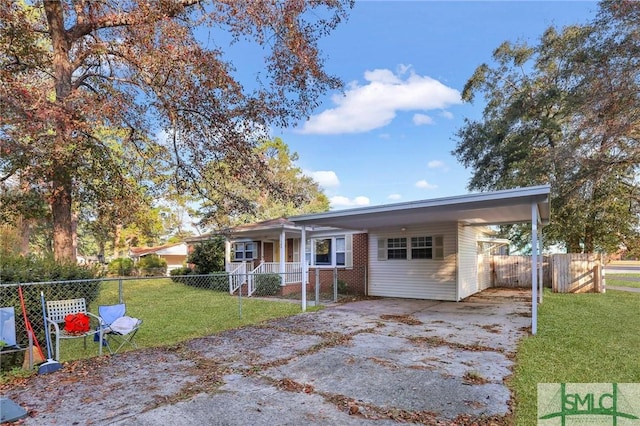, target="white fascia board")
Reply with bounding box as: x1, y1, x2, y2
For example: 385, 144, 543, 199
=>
291, 185, 551, 224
